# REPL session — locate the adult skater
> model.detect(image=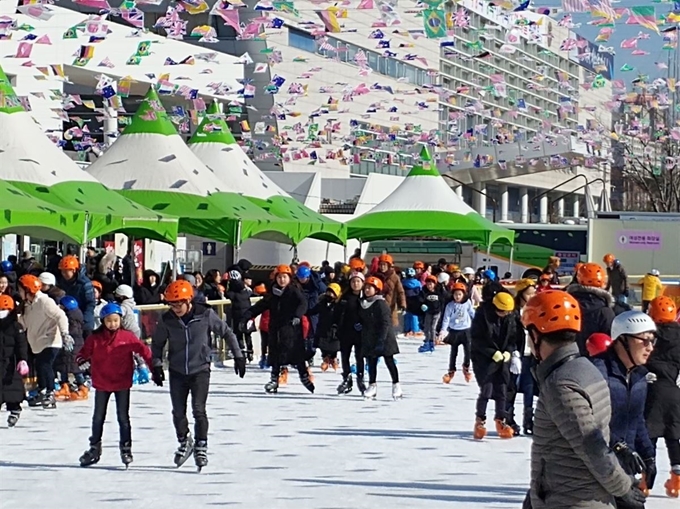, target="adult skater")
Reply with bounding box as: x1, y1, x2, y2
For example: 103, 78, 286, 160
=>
151, 280, 246, 470
521, 290, 645, 509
